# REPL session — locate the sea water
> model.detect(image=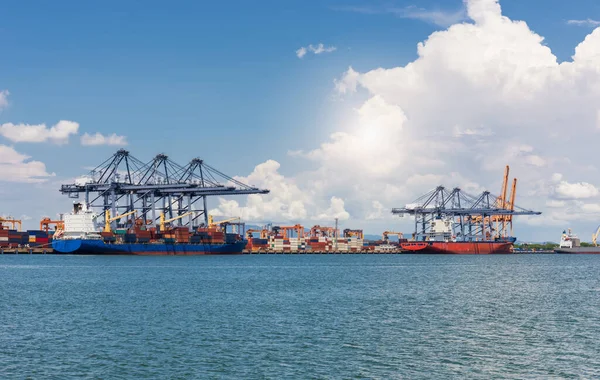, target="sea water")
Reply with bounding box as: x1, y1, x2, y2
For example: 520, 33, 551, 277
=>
1, 254, 599, 379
